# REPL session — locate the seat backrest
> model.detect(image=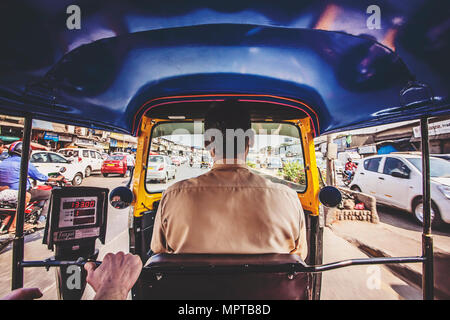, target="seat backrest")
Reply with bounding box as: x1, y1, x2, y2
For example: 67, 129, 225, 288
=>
134, 253, 311, 300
